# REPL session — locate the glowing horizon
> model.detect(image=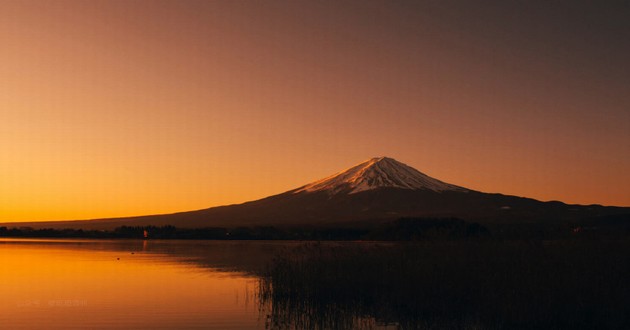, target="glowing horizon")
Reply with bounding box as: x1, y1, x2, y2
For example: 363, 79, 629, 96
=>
1, 1, 629, 222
